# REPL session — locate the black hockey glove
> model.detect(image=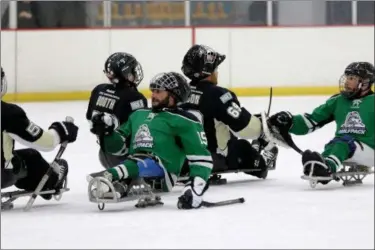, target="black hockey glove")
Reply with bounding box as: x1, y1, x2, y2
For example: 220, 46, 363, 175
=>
252, 113, 273, 150
49, 121, 78, 143
90, 112, 119, 136
268, 111, 293, 133
177, 176, 208, 209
